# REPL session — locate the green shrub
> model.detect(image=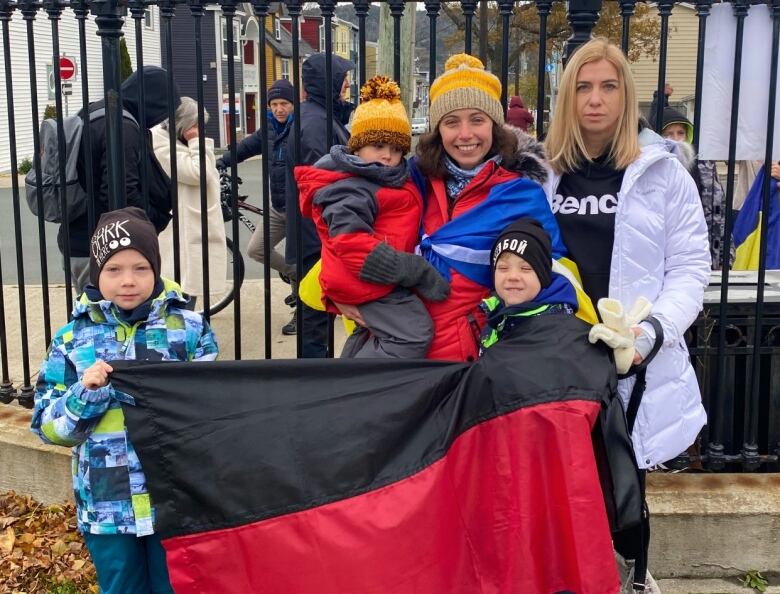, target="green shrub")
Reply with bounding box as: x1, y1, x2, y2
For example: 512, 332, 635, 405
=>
742, 570, 769, 592
18, 157, 33, 175
43, 104, 57, 120
120, 38, 133, 81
